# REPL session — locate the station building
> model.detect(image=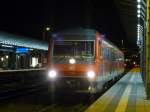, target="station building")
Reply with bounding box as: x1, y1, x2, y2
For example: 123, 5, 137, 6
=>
0, 31, 48, 70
